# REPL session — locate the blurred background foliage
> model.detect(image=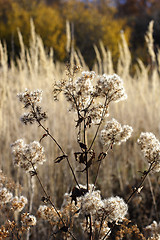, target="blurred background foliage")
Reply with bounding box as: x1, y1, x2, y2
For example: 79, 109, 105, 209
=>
1, 0, 160, 67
